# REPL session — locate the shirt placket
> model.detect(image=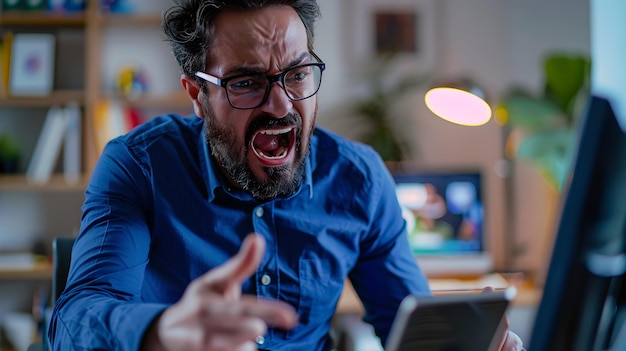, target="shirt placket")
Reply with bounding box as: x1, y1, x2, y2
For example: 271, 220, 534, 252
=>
251, 202, 280, 347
